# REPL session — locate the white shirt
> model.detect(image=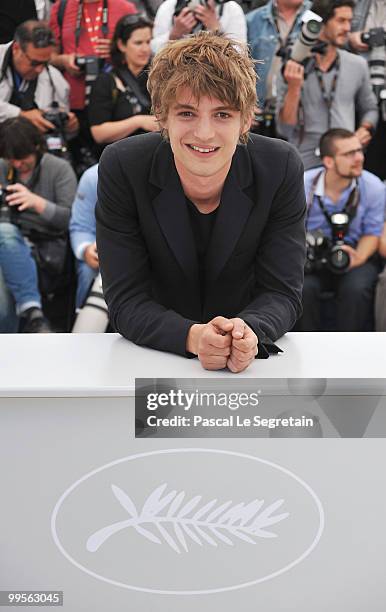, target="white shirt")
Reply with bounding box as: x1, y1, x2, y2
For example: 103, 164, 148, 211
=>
151, 0, 247, 54
35, 0, 49, 20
